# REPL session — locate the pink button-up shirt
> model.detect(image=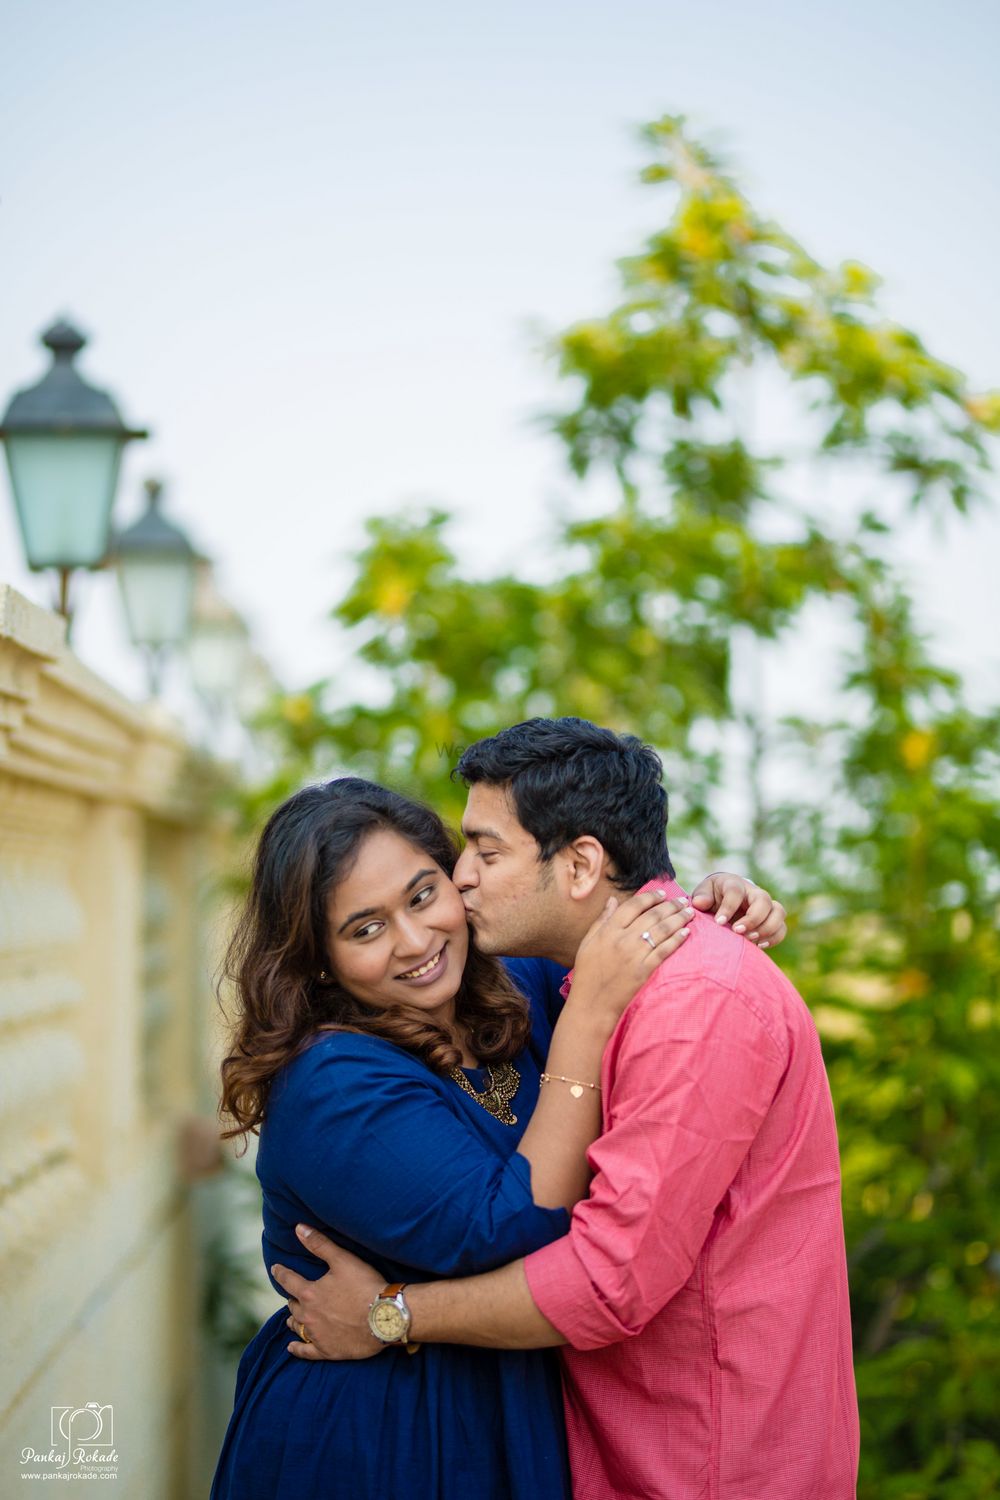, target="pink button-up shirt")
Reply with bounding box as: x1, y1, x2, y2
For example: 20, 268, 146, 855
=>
524, 880, 859, 1500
